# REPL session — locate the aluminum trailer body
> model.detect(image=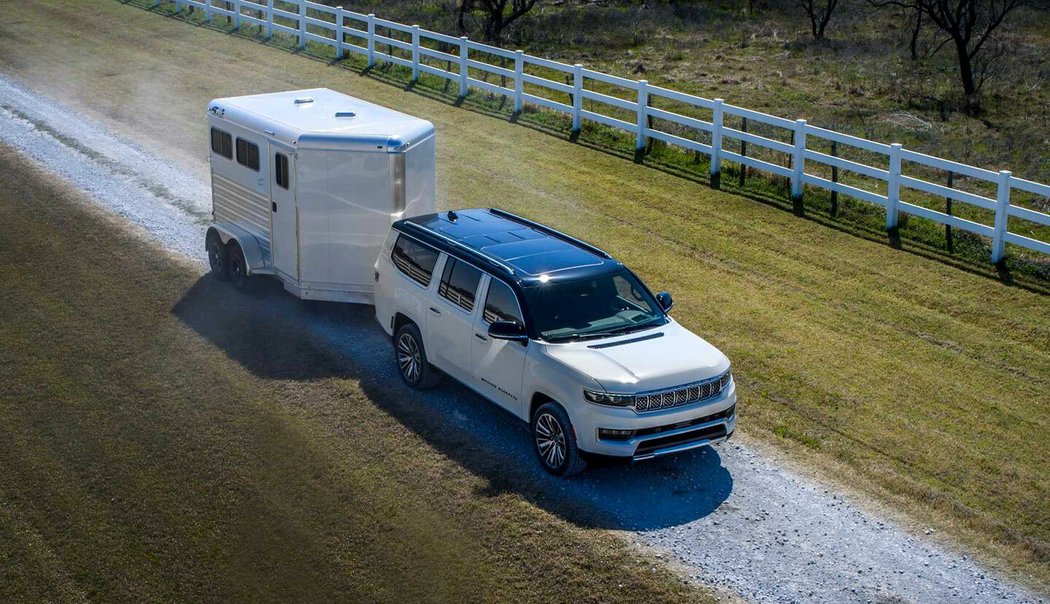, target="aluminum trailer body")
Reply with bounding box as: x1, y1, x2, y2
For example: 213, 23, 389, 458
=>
206, 88, 436, 304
